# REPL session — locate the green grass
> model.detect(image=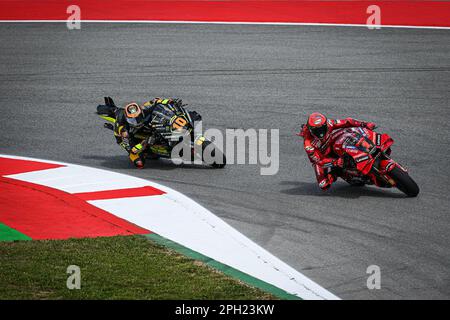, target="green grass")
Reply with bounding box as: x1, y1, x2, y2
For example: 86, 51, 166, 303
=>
0, 235, 275, 300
